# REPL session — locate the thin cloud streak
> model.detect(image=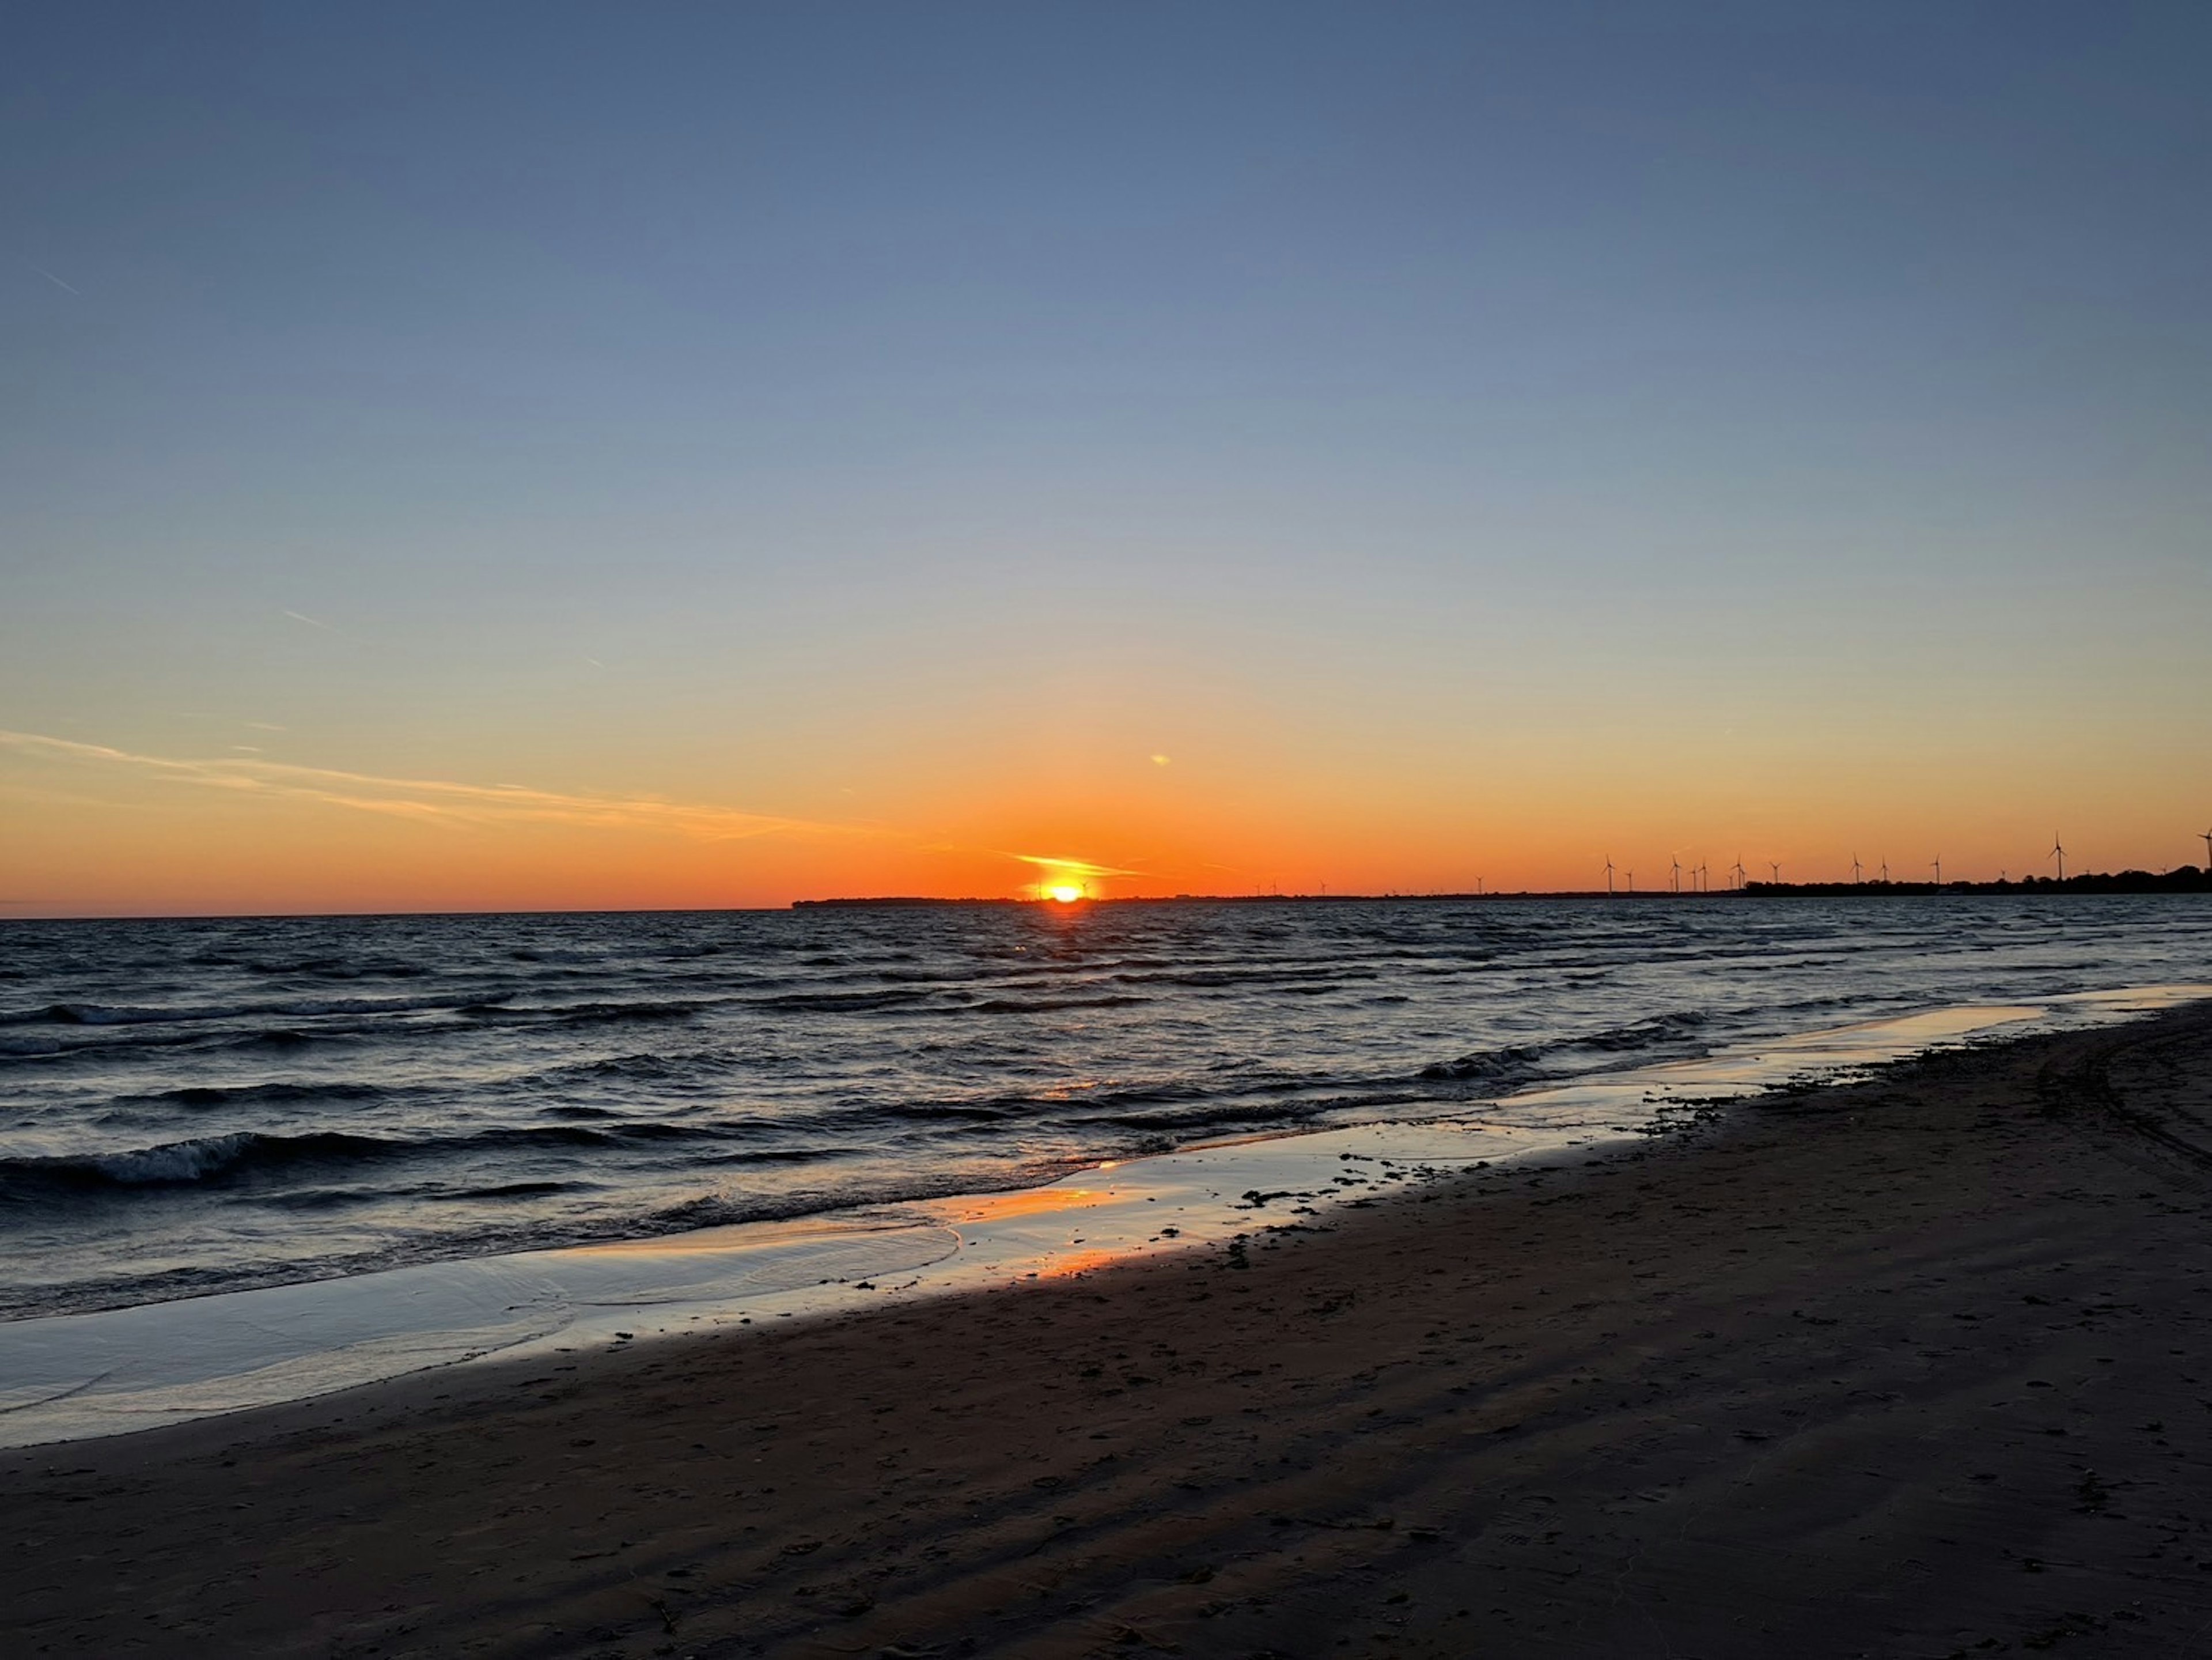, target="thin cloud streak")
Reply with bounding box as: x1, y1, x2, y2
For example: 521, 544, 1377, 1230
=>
0, 731, 871, 844
20, 256, 79, 295
1012, 852, 1145, 878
